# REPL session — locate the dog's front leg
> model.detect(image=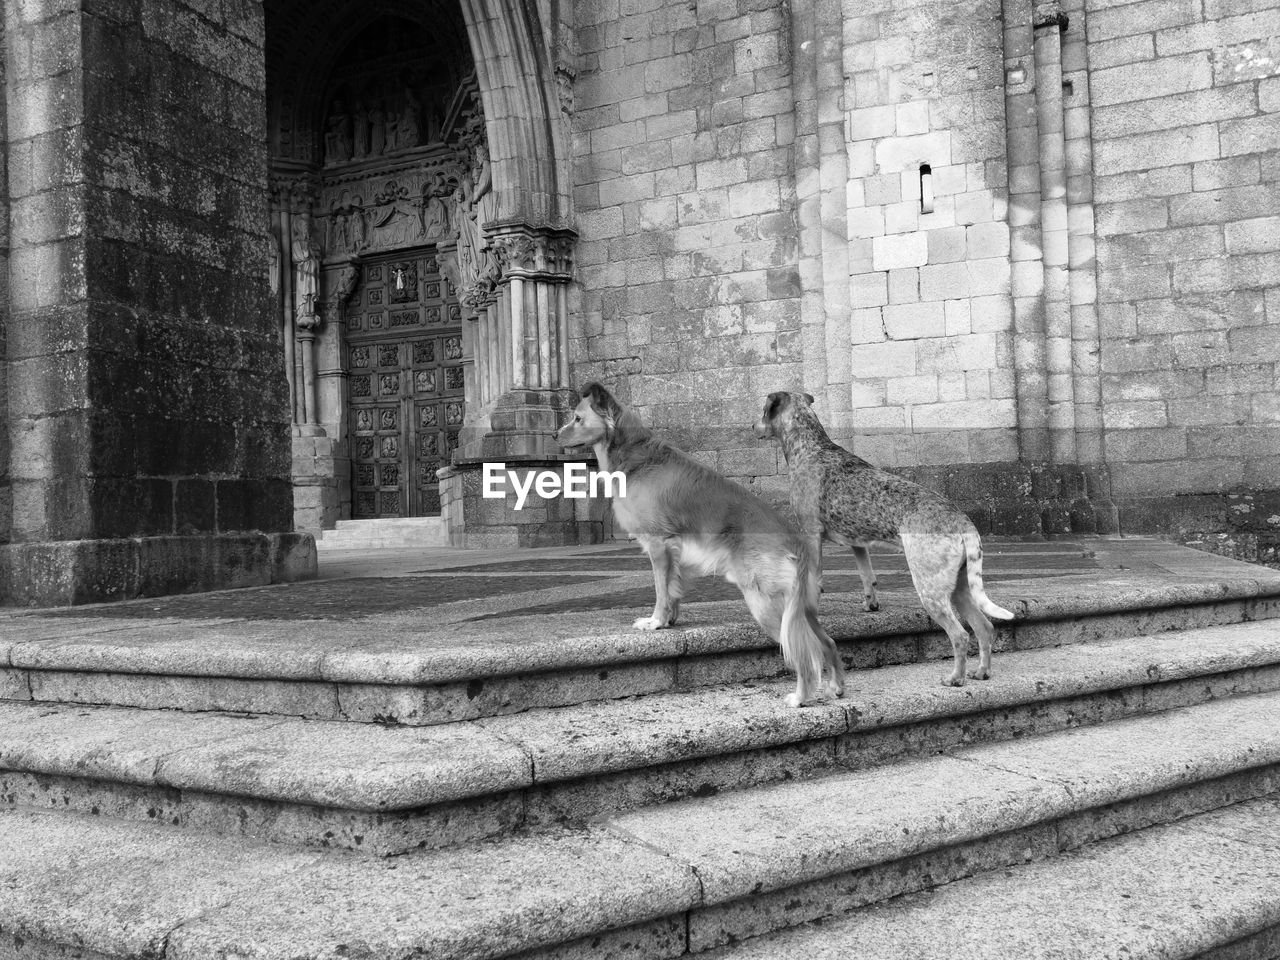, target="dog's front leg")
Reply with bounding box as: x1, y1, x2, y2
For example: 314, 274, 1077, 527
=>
851, 545, 879, 612
635, 536, 677, 630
